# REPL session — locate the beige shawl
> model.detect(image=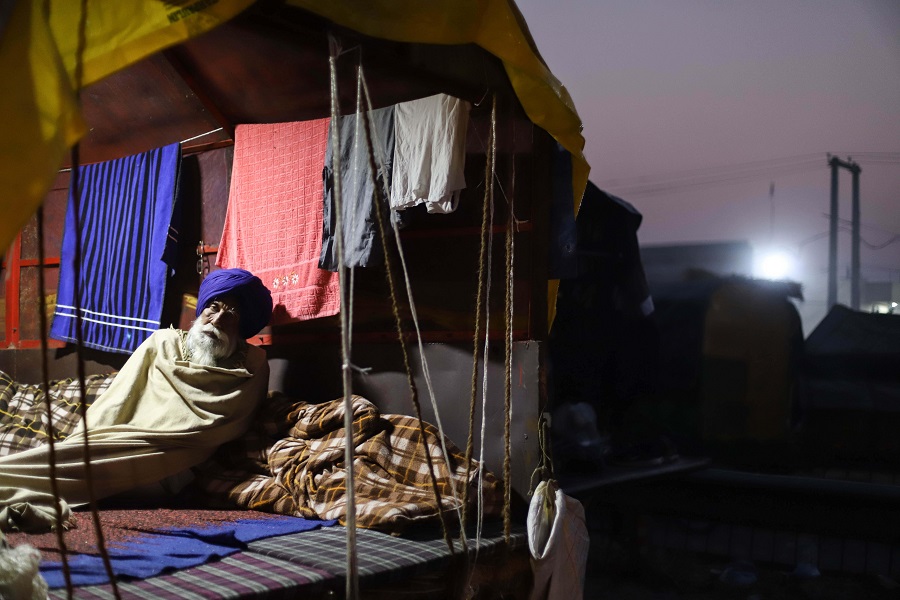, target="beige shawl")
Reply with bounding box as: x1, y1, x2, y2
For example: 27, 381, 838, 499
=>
0, 328, 268, 532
